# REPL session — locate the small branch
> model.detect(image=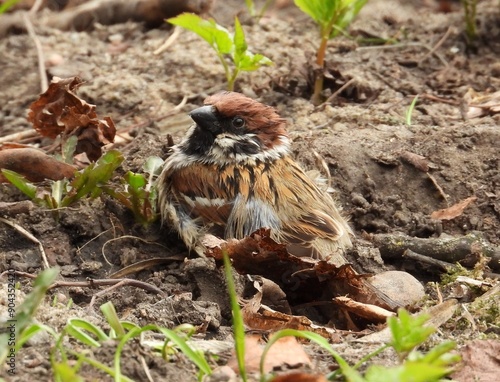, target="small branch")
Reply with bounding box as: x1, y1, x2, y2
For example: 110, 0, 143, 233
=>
22, 12, 48, 92
372, 232, 500, 271
154, 25, 181, 55
403, 249, 455, 272
426, 172, 449, 203
0, 217, 50, 269
0, 130, 40, 144
316, 77, 356, 110
418, 27, 453, 66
